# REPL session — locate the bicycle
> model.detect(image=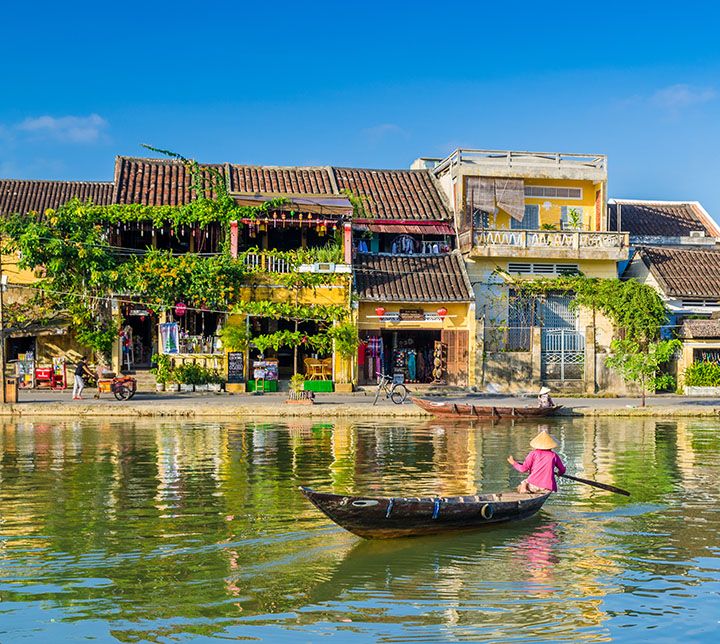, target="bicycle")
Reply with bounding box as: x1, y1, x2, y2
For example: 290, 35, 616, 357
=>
373, 372, 408, 405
